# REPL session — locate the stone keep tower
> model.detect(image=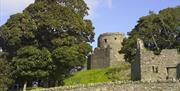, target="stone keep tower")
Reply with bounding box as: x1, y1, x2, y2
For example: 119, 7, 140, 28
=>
88, 32, 125, 69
